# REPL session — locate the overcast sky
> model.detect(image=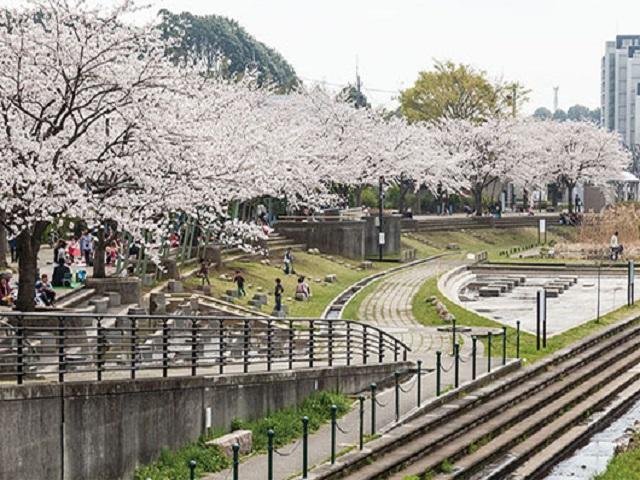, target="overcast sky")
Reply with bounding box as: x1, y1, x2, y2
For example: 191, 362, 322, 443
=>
5, 0, 640, 114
